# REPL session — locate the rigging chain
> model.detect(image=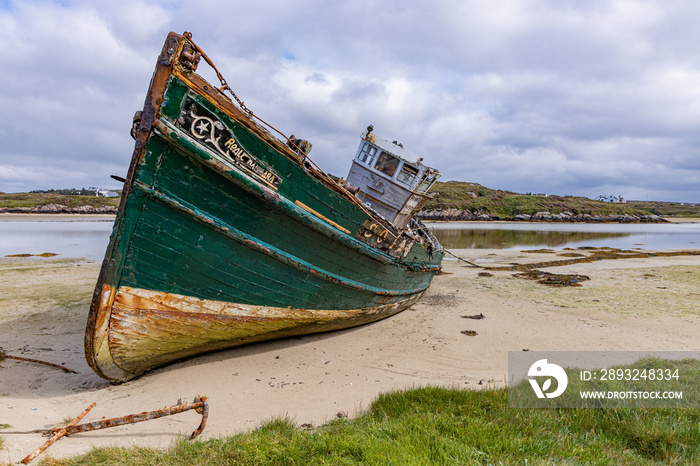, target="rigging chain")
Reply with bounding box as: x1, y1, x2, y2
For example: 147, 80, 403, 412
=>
181, 32, 422, 240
